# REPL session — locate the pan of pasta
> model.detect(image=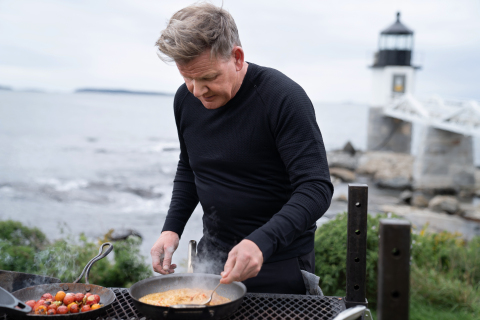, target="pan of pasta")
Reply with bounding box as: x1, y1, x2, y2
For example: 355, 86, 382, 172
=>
128, 273, 246, 320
